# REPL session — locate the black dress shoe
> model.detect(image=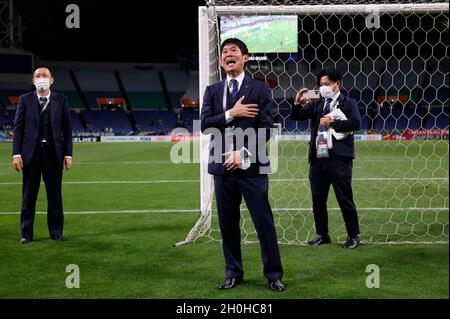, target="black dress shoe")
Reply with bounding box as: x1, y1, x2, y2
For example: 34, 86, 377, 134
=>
218, 277, 242, 289
19, 238, 31, 244
308, 235, 331, 246
269, 279, 286, 292
343, 236, 360, 249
